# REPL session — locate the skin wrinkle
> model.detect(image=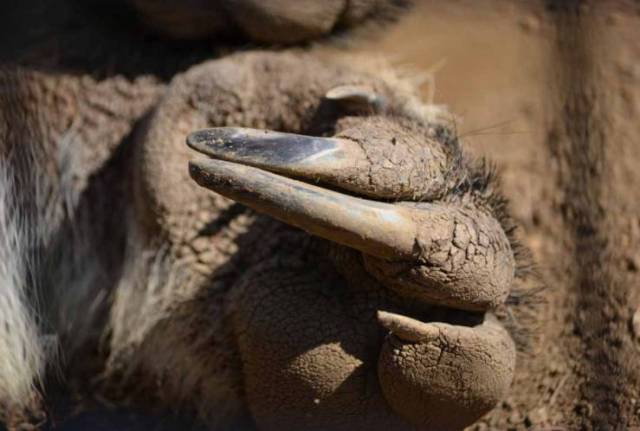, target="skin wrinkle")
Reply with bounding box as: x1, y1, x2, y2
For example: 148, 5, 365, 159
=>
334, 116, 450, 200
378, 316, 515, 428
364, 201, 513, 310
